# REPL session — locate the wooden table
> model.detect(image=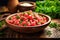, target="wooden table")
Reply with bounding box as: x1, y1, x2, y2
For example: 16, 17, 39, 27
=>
0, 19, 60, 38
0, 6, 60, 38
